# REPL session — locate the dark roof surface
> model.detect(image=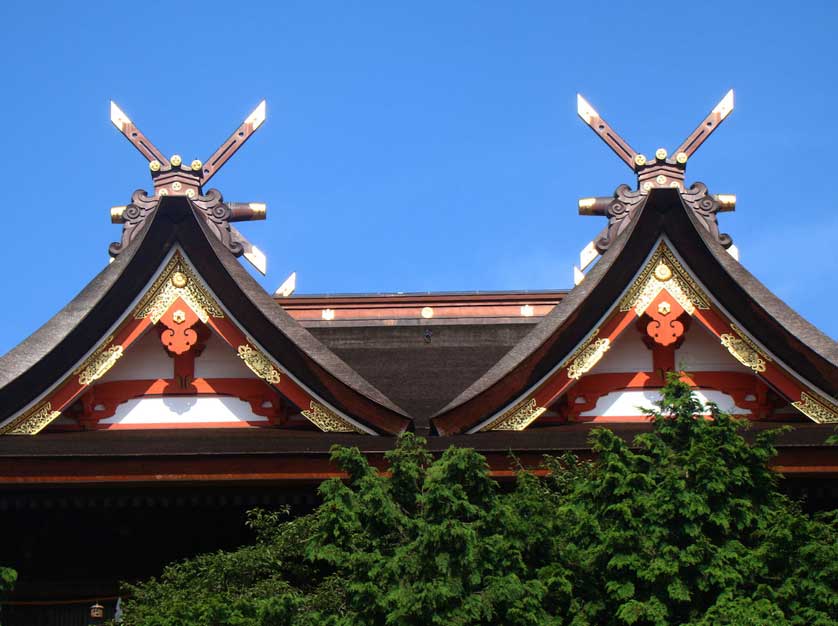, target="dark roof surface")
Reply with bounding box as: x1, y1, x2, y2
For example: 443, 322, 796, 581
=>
0, 421, 830, 457
0, 197, 409, 433
1, 190, 835, 438
431, 188, 838, 433
308, 321, 537, 432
